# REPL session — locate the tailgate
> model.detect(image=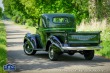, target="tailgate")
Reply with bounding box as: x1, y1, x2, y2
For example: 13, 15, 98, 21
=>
68, 31, 101, 46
